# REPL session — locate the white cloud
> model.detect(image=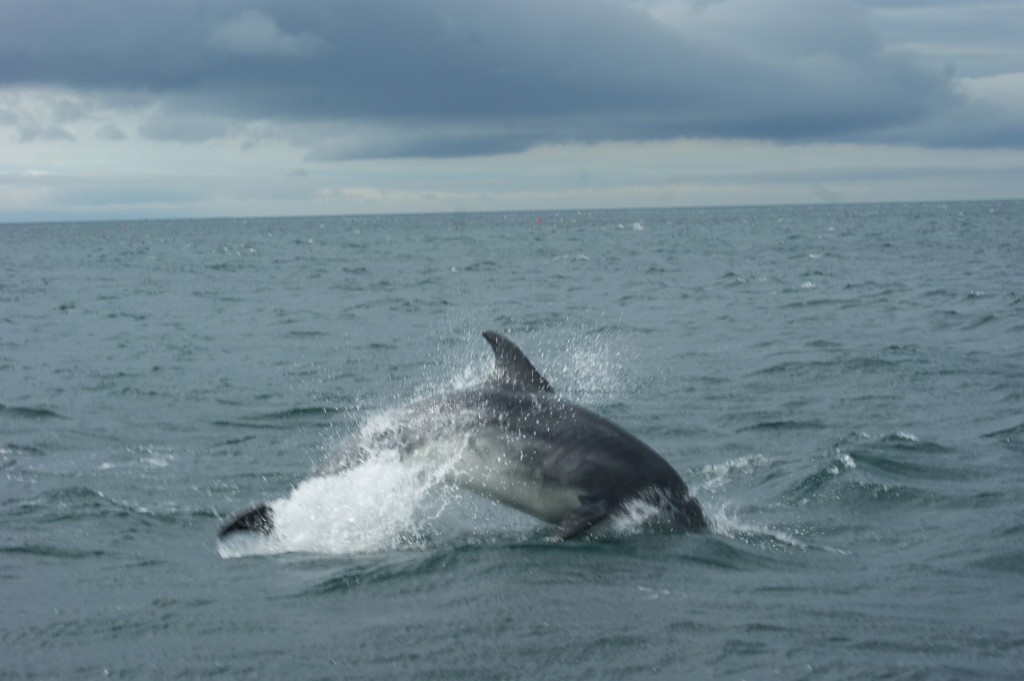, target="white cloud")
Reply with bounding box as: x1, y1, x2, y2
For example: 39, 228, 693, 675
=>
868, 1, 1023, 77
958, 72, 1024, 114
207, 10, 327, 58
